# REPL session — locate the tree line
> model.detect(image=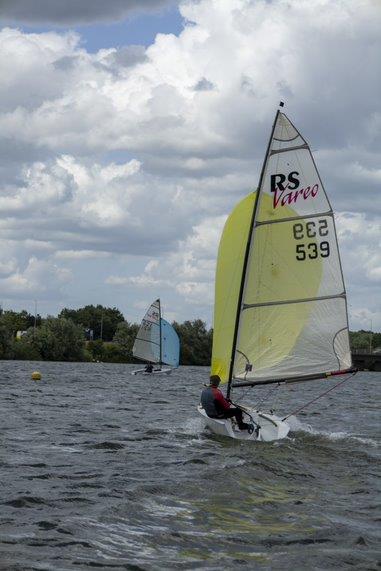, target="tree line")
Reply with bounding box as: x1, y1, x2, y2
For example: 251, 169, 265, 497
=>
0, 305, 378, 364
0, 305, 213, 365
